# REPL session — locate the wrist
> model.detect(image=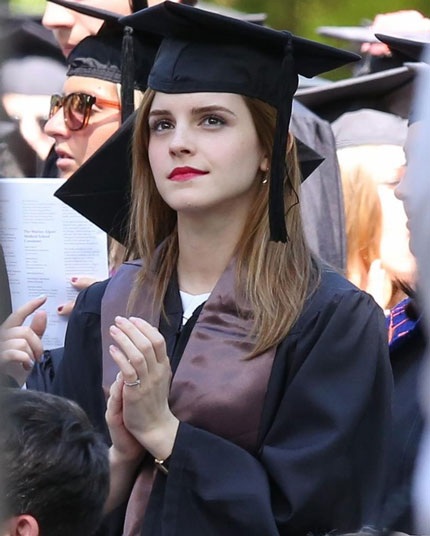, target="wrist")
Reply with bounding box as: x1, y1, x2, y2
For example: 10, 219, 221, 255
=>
136, 414, 179, 461
109, 445, 145, 469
